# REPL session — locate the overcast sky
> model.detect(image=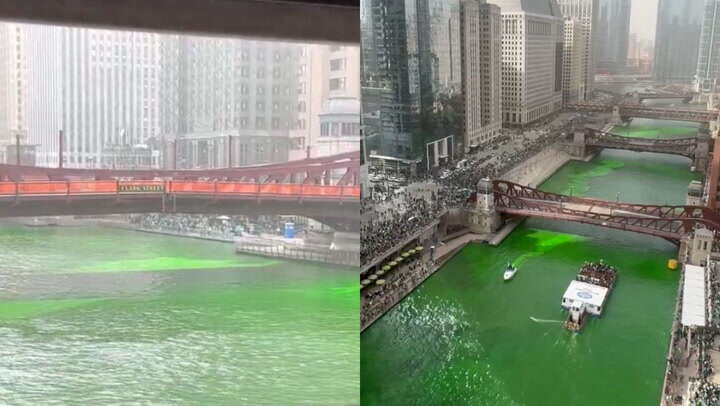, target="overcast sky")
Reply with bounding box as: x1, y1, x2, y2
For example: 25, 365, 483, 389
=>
630, 0, 659, 42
